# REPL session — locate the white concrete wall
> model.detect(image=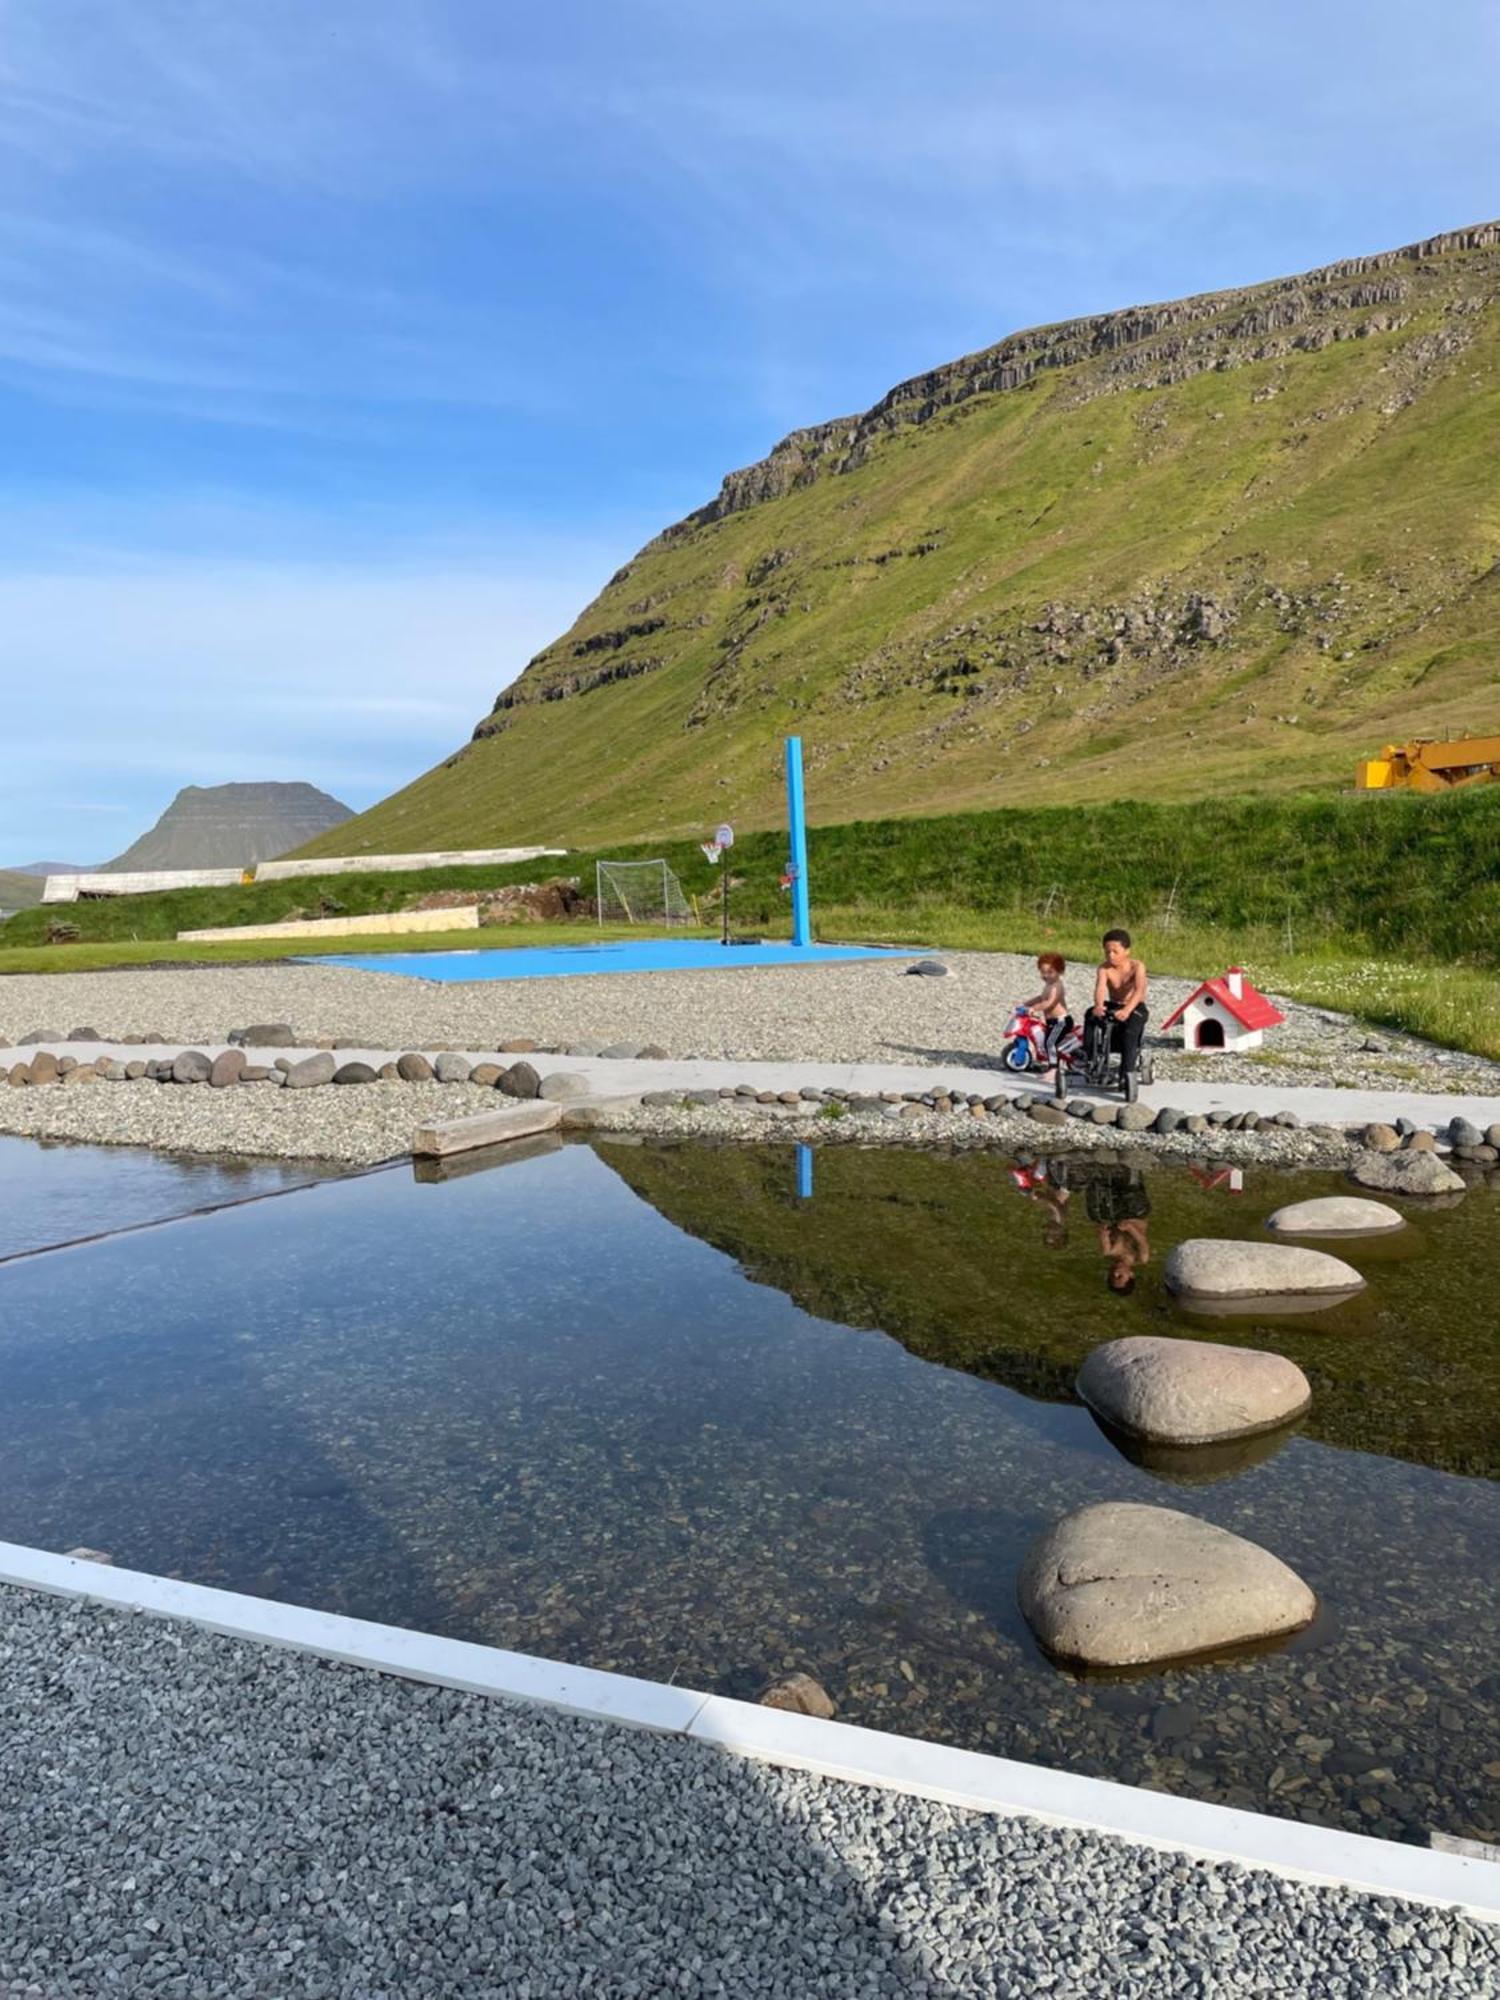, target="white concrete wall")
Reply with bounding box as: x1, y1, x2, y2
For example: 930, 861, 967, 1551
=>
42, 869, 247, 903
256, 847, 567, 881
177, 906, 481, 944
42, 848, 567, 902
